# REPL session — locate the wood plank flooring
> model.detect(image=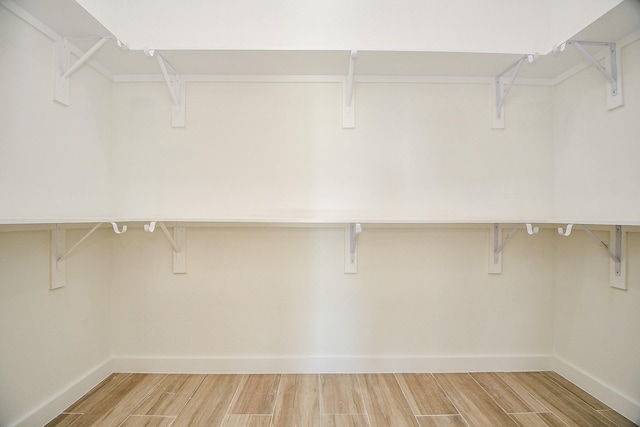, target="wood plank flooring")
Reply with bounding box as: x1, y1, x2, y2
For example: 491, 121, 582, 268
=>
46, 372, 638, 427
